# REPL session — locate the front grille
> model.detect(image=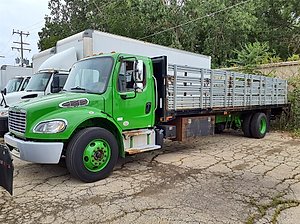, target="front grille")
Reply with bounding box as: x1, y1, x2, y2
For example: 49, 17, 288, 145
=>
8, 110, 26, 134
